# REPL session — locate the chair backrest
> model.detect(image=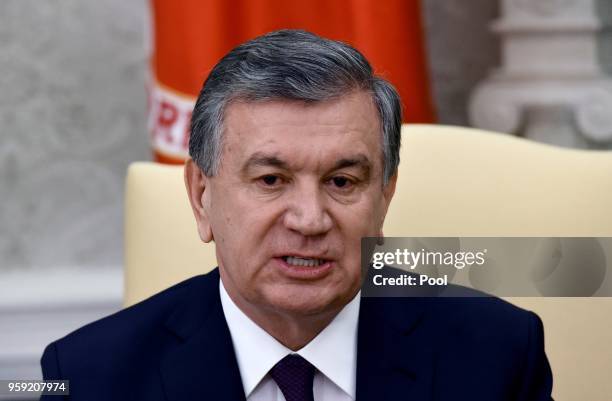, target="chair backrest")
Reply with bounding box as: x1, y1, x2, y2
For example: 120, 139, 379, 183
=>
386, 125, 612, 237
124, 161, 216, 306
124, 124, 612, 400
